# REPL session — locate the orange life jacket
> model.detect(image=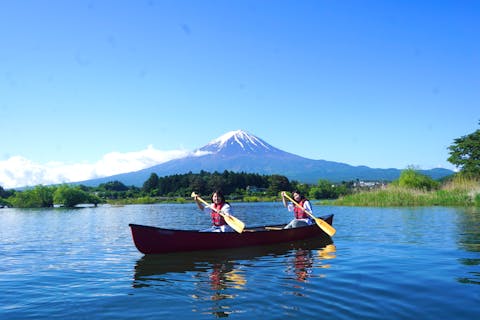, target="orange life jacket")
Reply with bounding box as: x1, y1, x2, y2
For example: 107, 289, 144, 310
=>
294, 199, 309, 219
211, 203, 227, 226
